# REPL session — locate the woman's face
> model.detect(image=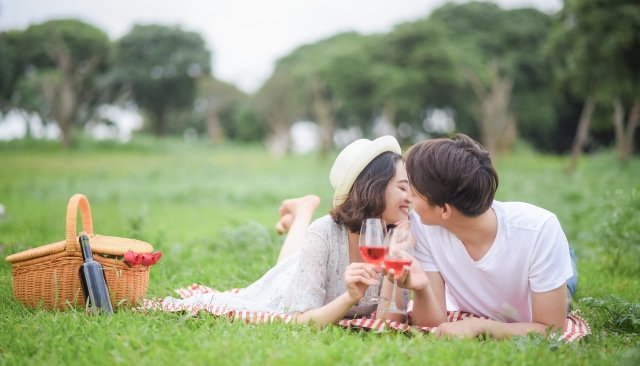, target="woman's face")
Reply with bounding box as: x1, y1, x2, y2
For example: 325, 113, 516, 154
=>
381, 161, 411, 225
